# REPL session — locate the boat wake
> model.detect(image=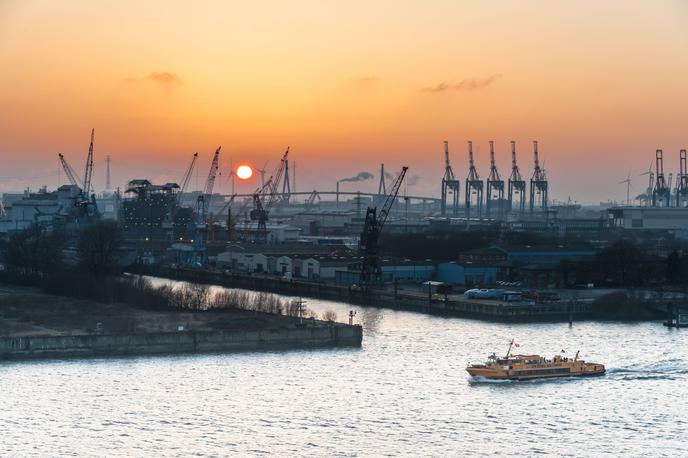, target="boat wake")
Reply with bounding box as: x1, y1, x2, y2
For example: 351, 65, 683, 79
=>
468, 376, 514, 384
607, 363, 688, 381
